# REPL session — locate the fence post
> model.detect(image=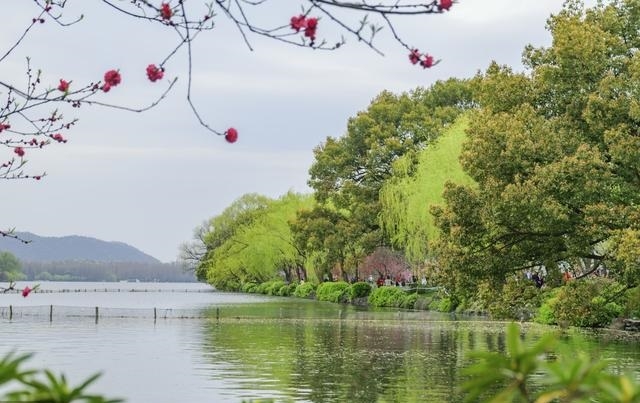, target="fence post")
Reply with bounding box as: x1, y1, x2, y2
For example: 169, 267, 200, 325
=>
216, 307, 219, 320
49, 305, 53, 322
